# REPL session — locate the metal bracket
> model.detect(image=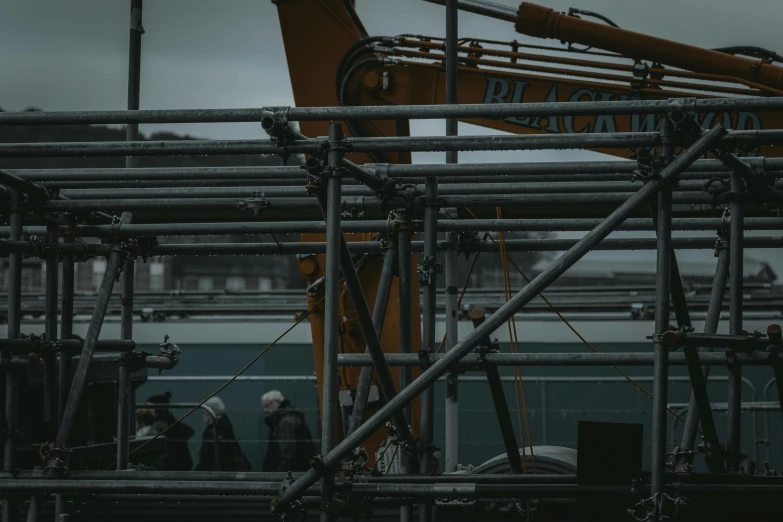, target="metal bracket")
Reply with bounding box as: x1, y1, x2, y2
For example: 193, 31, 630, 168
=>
159, 335, 181, 364
417, 255, 442, 286
40, 442, 71, 477
627, 491, 689, 521
238, 192, 270, 216
339, 447, 369, 474
130, 7, 145, 33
